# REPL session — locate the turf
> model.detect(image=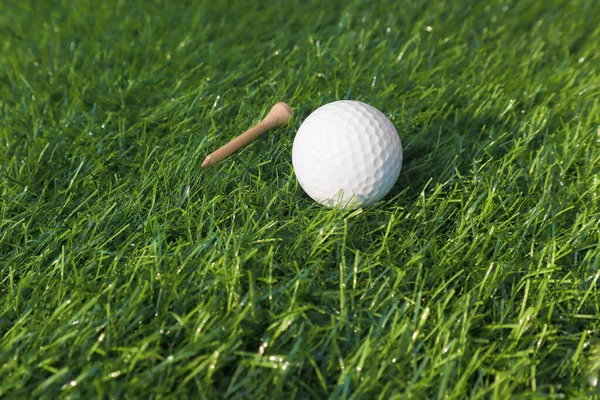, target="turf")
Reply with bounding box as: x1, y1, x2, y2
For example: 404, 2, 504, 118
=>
1, 0, 600, 398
